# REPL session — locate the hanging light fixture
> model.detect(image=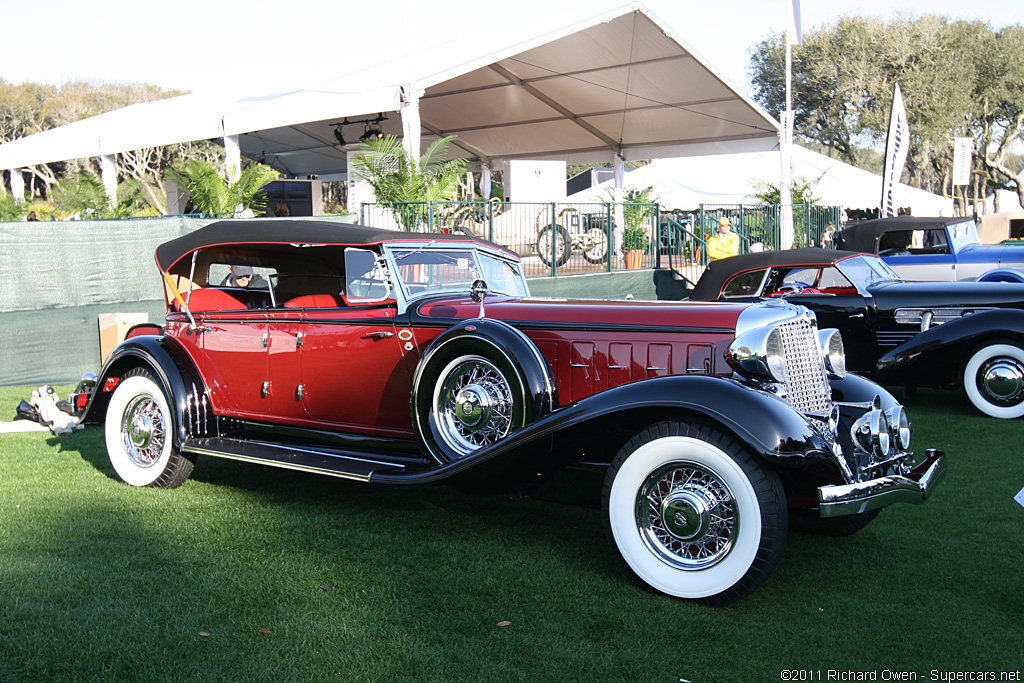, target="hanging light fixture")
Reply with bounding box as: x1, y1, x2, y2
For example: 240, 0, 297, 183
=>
331, 114, 388, 146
